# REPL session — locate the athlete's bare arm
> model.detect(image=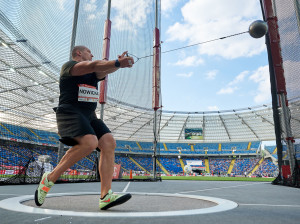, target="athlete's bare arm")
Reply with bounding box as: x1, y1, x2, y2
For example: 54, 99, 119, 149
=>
70, 52, 134, 79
